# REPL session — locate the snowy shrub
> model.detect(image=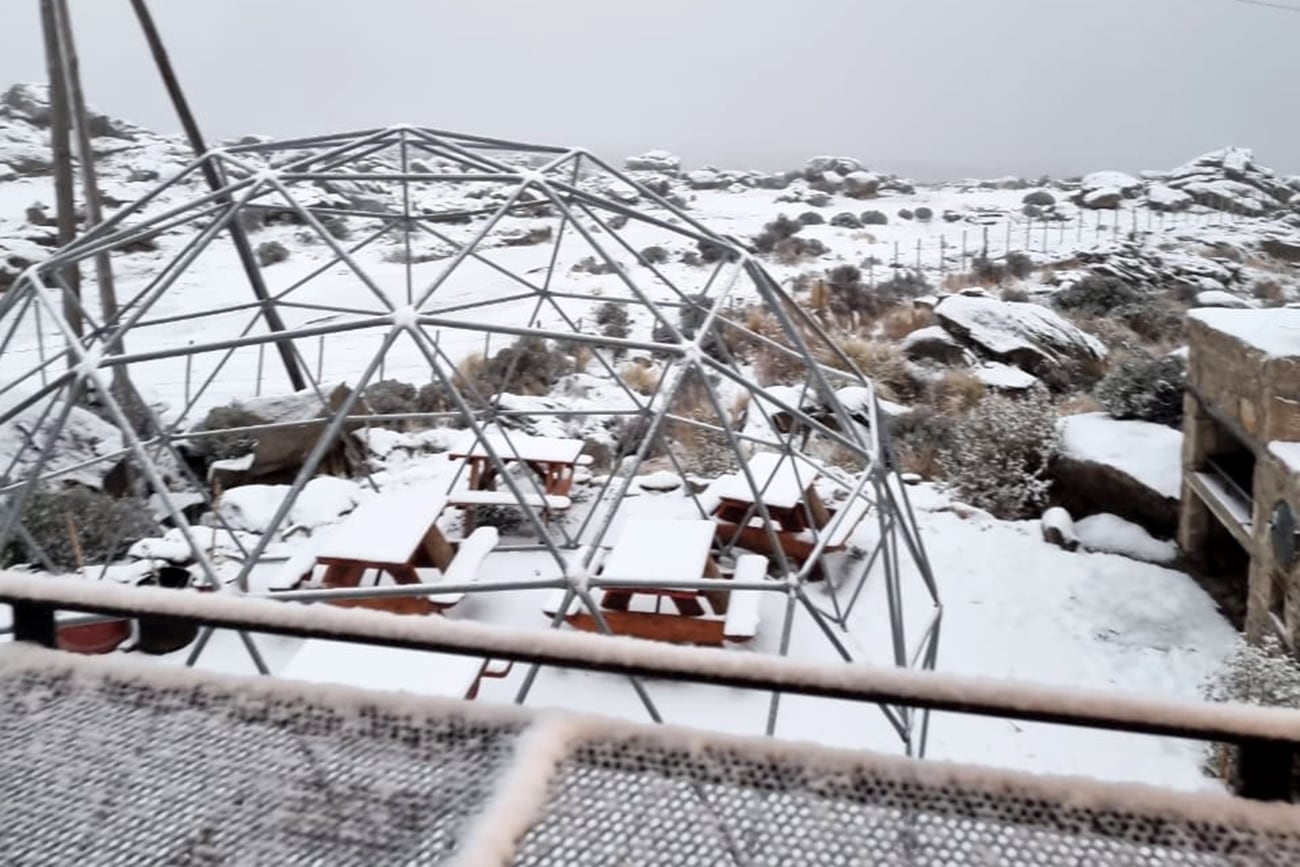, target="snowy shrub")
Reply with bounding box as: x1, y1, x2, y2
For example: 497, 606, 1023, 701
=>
364, 379, 418, 418
1205, 635, 1300, 709
875, 271, 932, 303
416, 381, 455, 415
797, 211, 825, 226
319, 214, 351, 241
460, 337, 571, 399
193, 404, 263, 460
594, 301, 630, 340
752, 214, 803, 253
1052, 274, 1140, 316
829, 211, 862, 229
256, 240, 289, 267
638, 245, 668, 266
774, 236, 828, 264
888, 407, 956, 479
1202, 635, 1300, 789
3, 487, 158, 570
1022, 190, 1056, 207
570, 255, 618, 275
1001, 286, 1030, 303
473, 504, 526, 535
1006, 251, 1034, 279
897, 208, 914, 221
859, 210, 888, 225
698, 238, 738, 264
1093, 353, 1186, 427
678, 293, 714, 339
913, 206, 933, 221
1114, 300, 1185, 344
940, 386, 1059, 519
